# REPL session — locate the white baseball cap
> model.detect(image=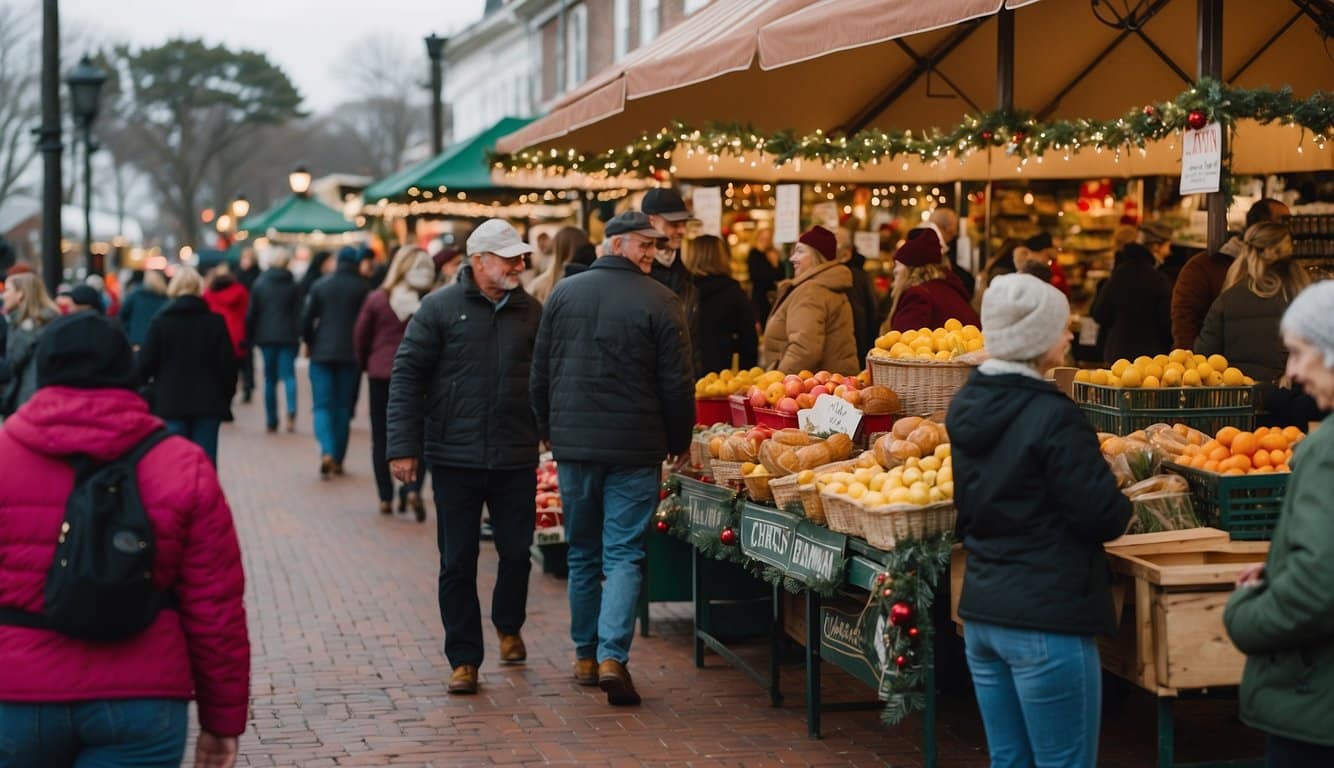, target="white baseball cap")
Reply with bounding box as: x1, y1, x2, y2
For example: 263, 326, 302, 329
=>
466, 219, 534, 259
